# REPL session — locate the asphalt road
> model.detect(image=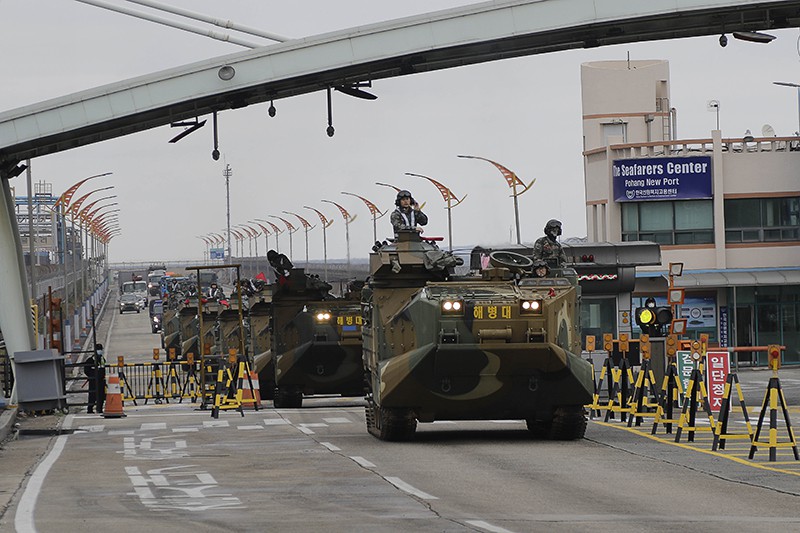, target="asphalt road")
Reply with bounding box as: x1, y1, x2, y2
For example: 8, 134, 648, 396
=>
1, 294, 799, 532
